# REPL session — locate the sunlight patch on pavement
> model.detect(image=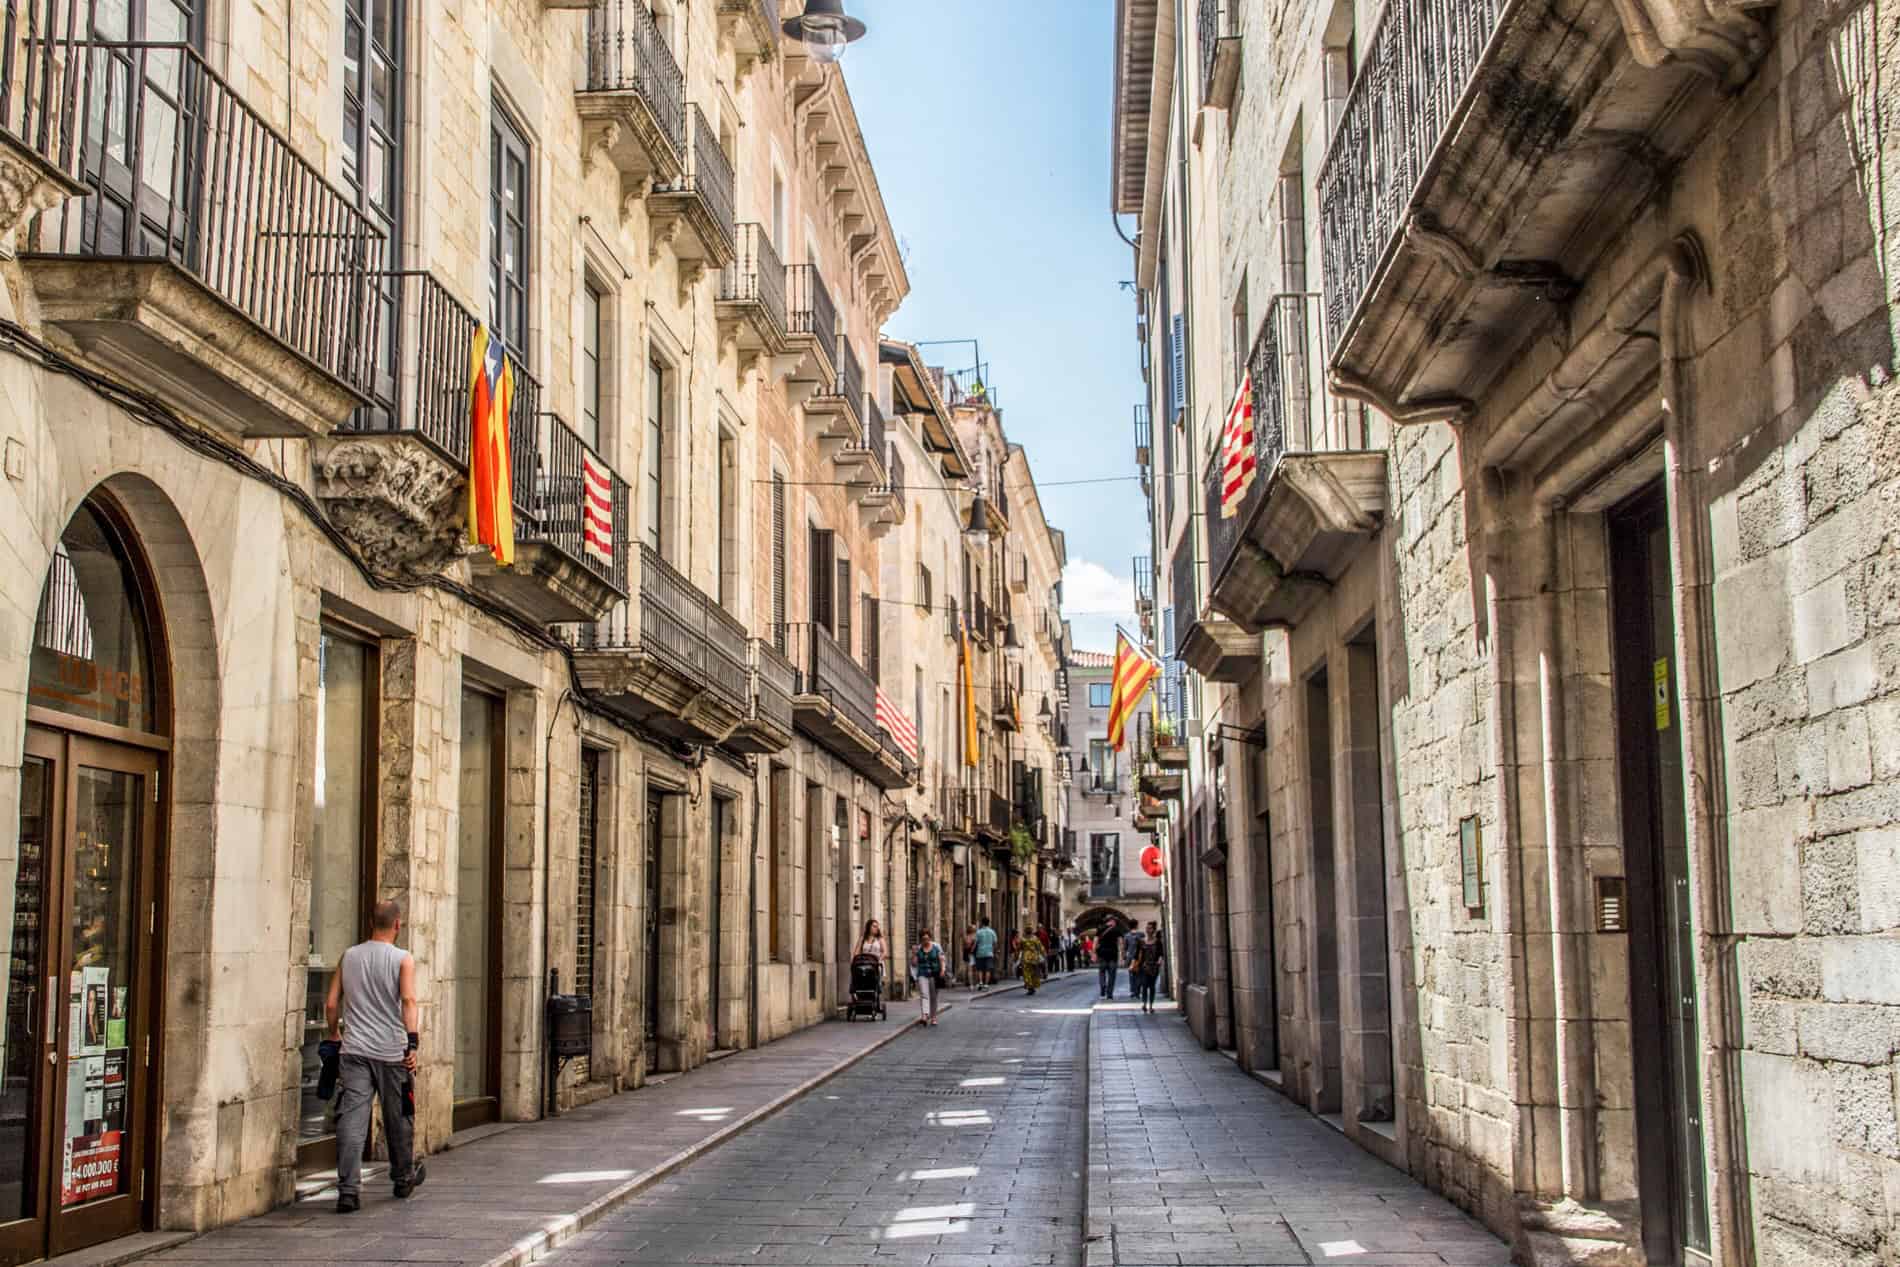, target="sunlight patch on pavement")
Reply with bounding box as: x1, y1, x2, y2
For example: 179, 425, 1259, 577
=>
882, 1202, 976, 1240
1027, 1007, 1093, 1015
926, 1108, 993, 1127
674, 1106, 734, 1122
882, 1218, 970, 1239
959, 1076, 1005, 1087
537, 1169, 635, 1185
1319, 1241, 1367, 1257
903, 1166, 979, 1181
